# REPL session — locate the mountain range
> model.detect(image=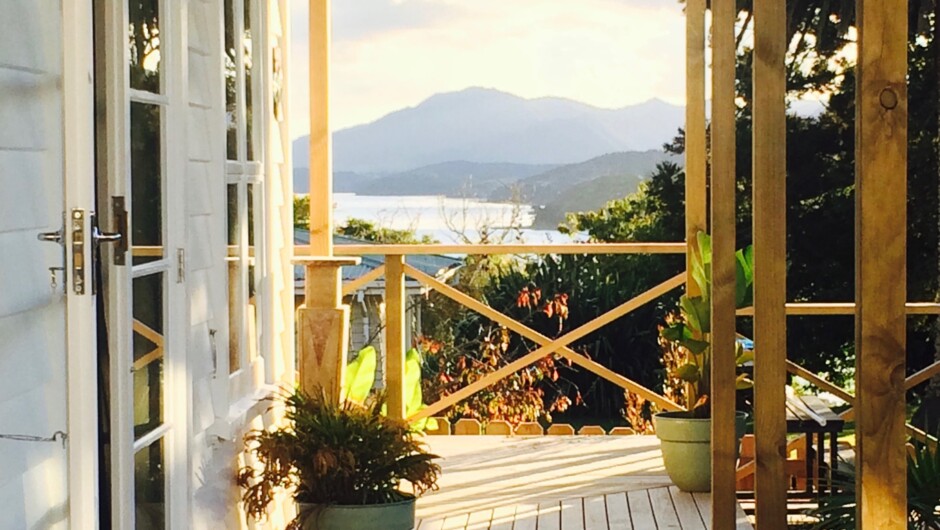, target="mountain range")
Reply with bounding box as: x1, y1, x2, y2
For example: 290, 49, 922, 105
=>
293, 87, 686, 228
293, 87, 684, 175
